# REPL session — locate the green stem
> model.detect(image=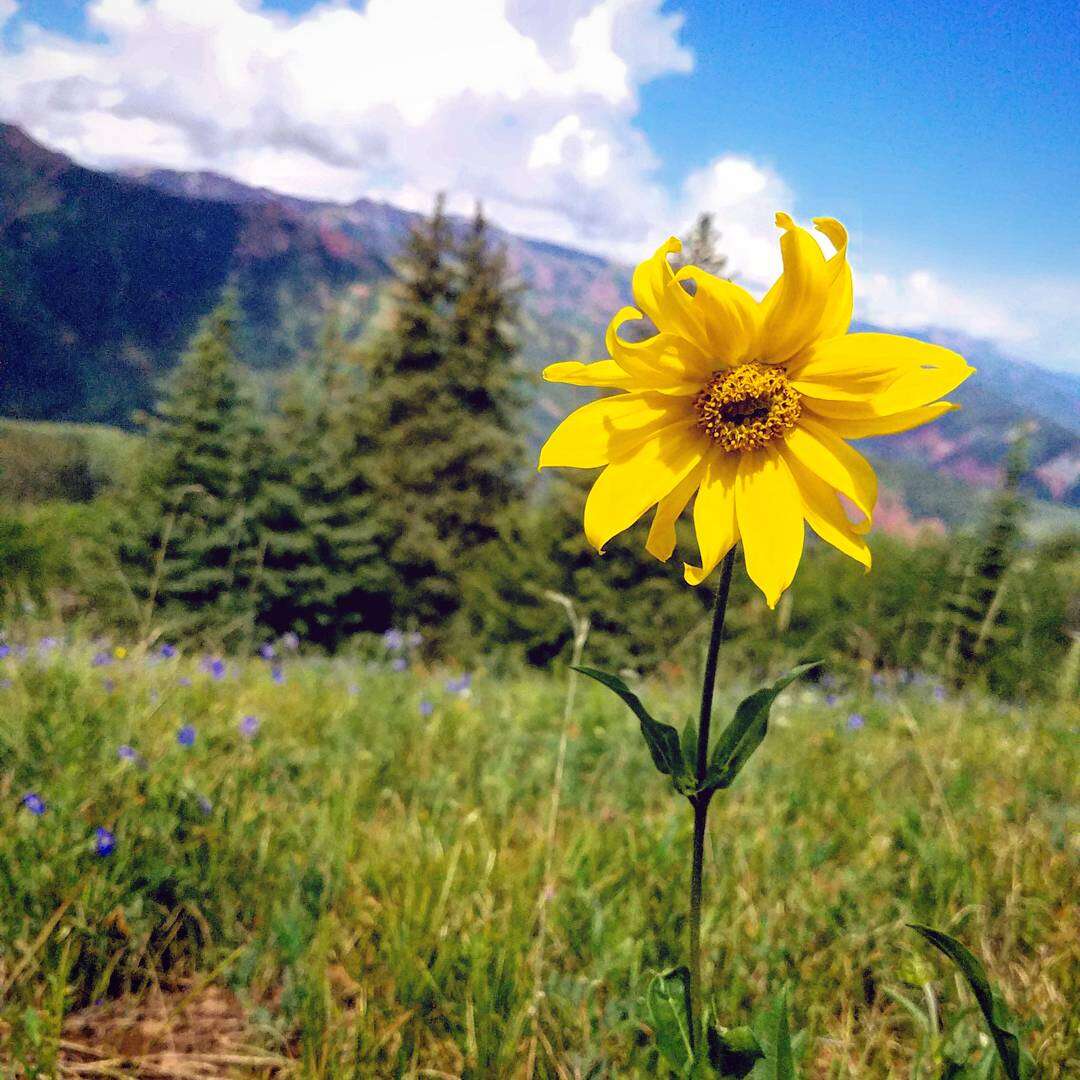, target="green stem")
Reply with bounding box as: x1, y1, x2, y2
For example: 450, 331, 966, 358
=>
688, 546, 736, 1050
